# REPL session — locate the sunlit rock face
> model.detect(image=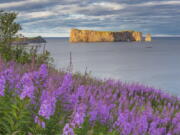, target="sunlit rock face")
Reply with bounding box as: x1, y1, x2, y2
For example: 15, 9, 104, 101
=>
69, 29, 142, 42
145, 33, 152, 42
